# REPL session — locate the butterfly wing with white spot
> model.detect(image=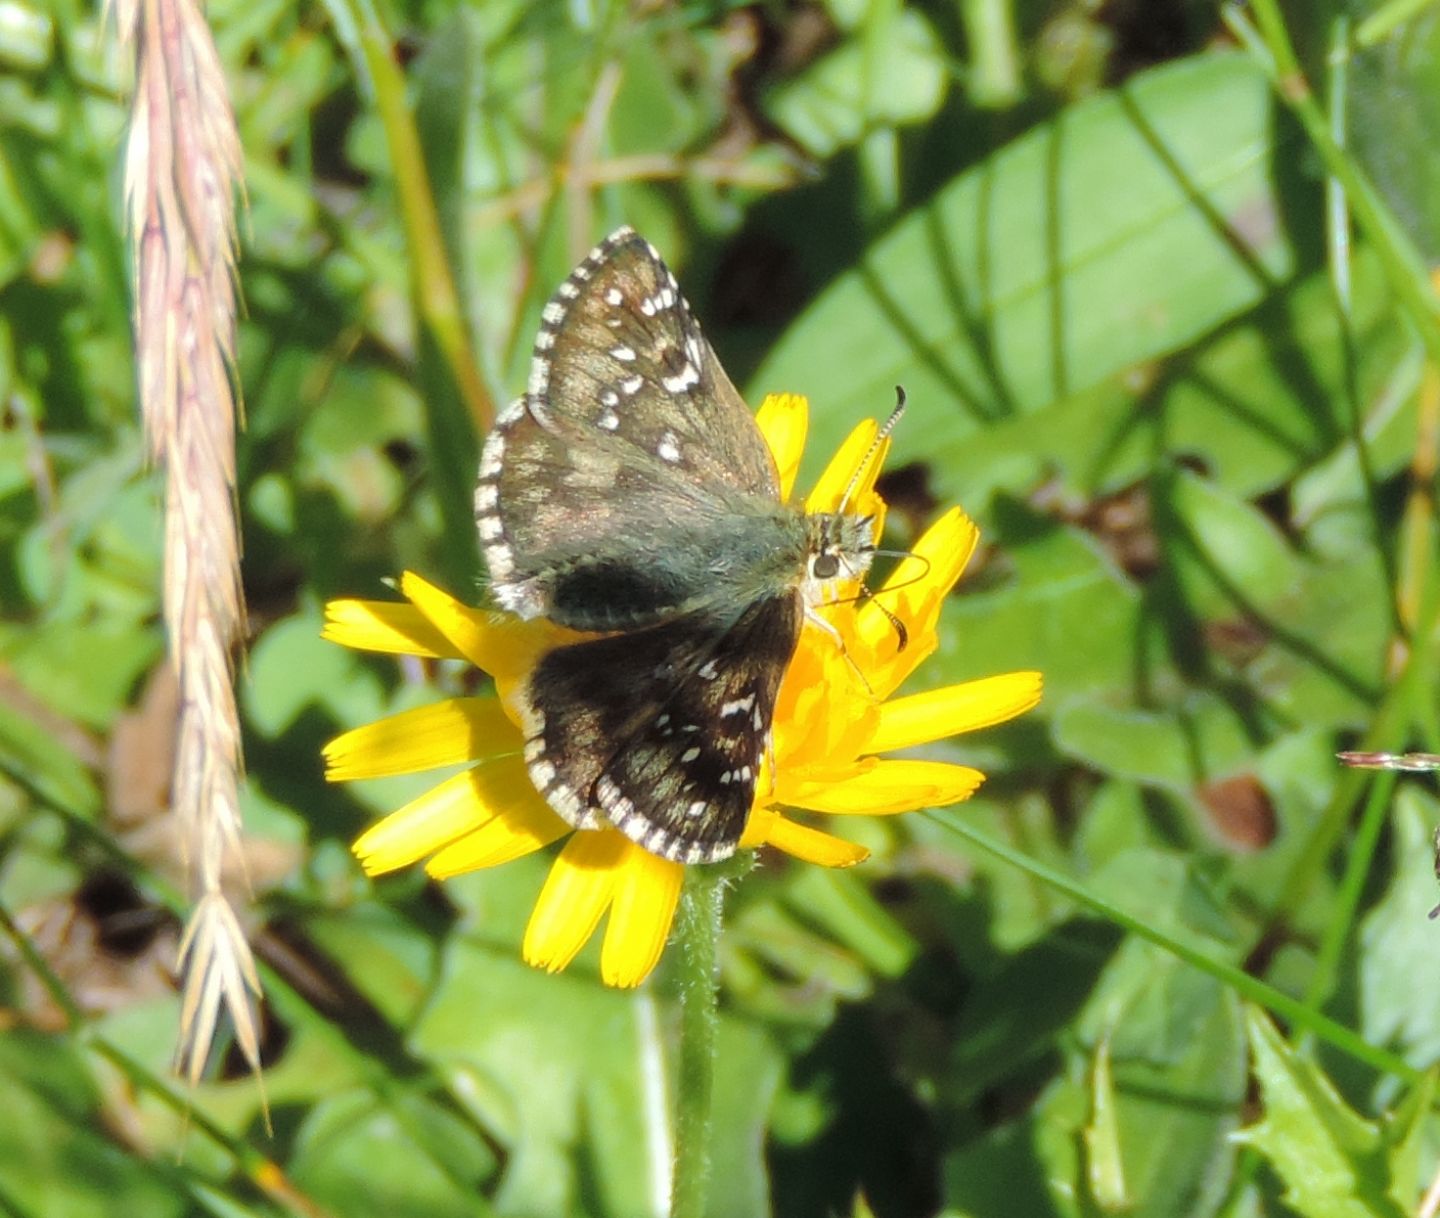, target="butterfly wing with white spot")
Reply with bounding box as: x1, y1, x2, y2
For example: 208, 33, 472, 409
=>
477, 228, 789, 630
519, 592, 803, 863
530, 227, 775, 493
